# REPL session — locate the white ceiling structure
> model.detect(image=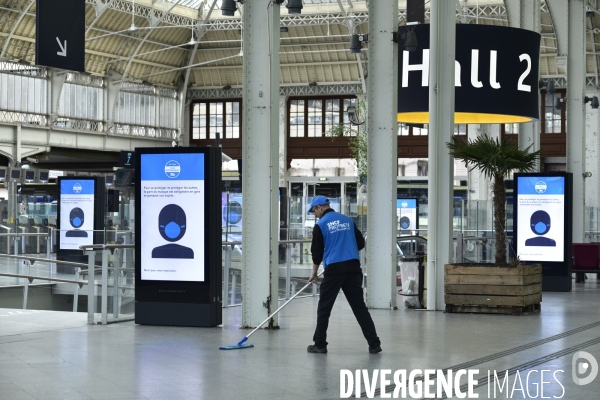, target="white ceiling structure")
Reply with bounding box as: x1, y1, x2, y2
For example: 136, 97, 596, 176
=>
0, 0, 598, 88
